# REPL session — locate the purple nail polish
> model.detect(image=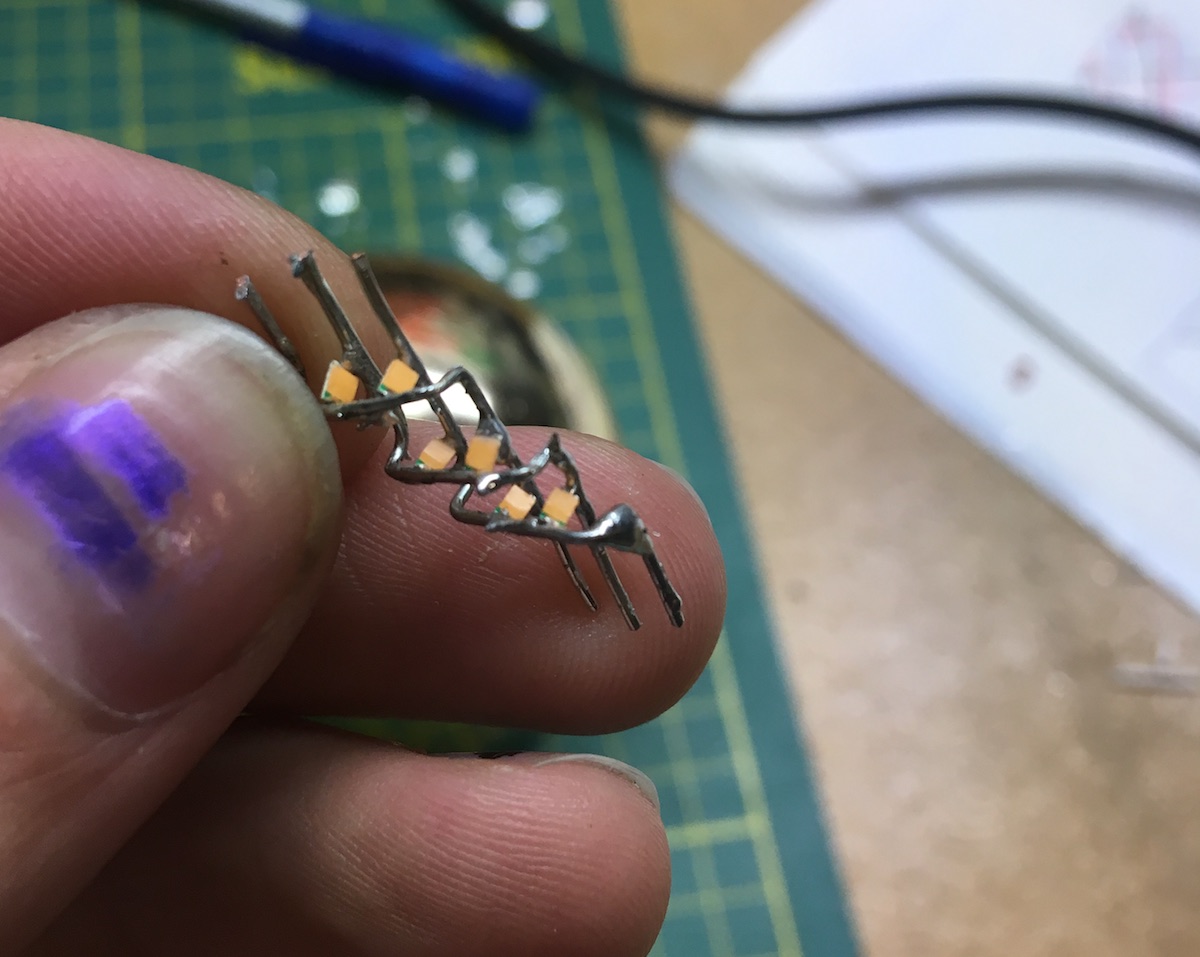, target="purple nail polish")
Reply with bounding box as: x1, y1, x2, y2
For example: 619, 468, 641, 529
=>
3, 422, 152, 588
65, 400, 187, 519
0, 400, 187, 590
